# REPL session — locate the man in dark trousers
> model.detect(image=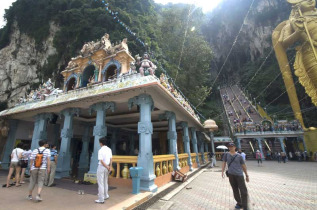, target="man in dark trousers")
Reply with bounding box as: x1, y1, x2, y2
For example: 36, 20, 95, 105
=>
222, 142, 249, 209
